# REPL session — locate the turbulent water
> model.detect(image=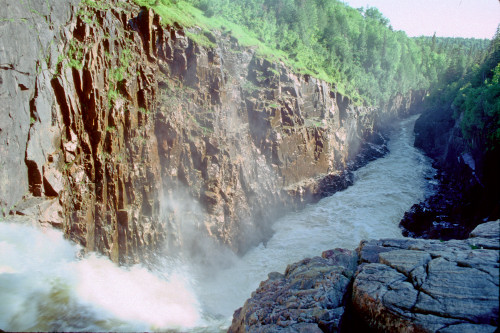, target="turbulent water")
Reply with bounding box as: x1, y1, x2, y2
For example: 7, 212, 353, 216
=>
0, 116, 435, 332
